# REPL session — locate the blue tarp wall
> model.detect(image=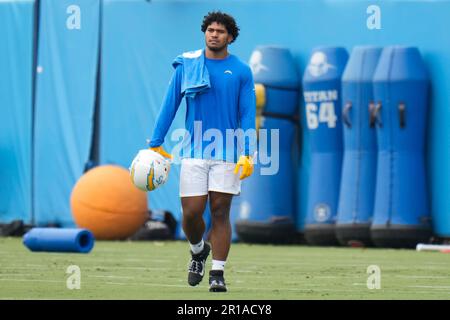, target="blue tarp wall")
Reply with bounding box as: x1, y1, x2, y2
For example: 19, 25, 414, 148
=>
33, 0, 100, 226
1, 0, 450, 238
0, 0, 34, 224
